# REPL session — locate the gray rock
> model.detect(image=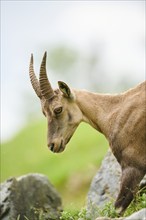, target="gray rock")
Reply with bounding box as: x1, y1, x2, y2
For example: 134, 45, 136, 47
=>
0, 173, 62, 220
95, 217, 122, 220
87, 150, 121, 219
124, 208, 146, 220
87, 150, 146, 219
